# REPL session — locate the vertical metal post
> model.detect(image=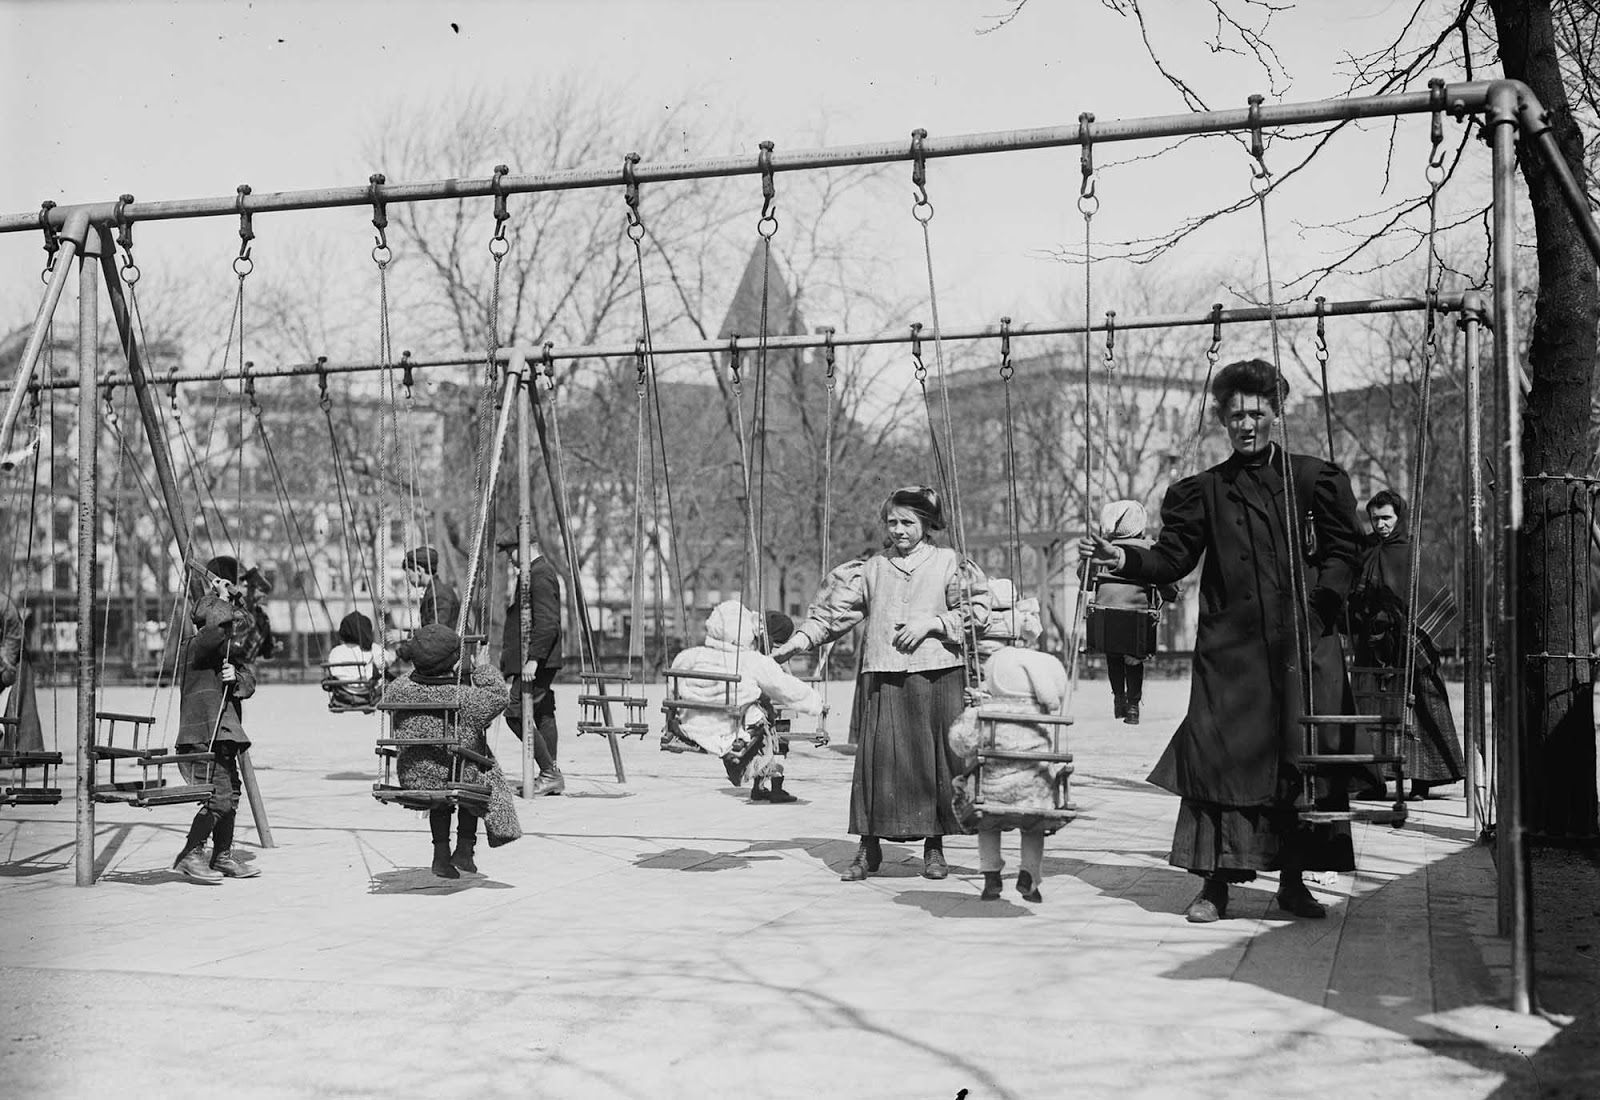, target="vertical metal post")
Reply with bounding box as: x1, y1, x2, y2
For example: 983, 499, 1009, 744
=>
516, 369, 537, 798
74, 232, 101, 887
0, 209, 90, 462
1460, 292, 1489, 832
1488, 84, 1532, 1014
